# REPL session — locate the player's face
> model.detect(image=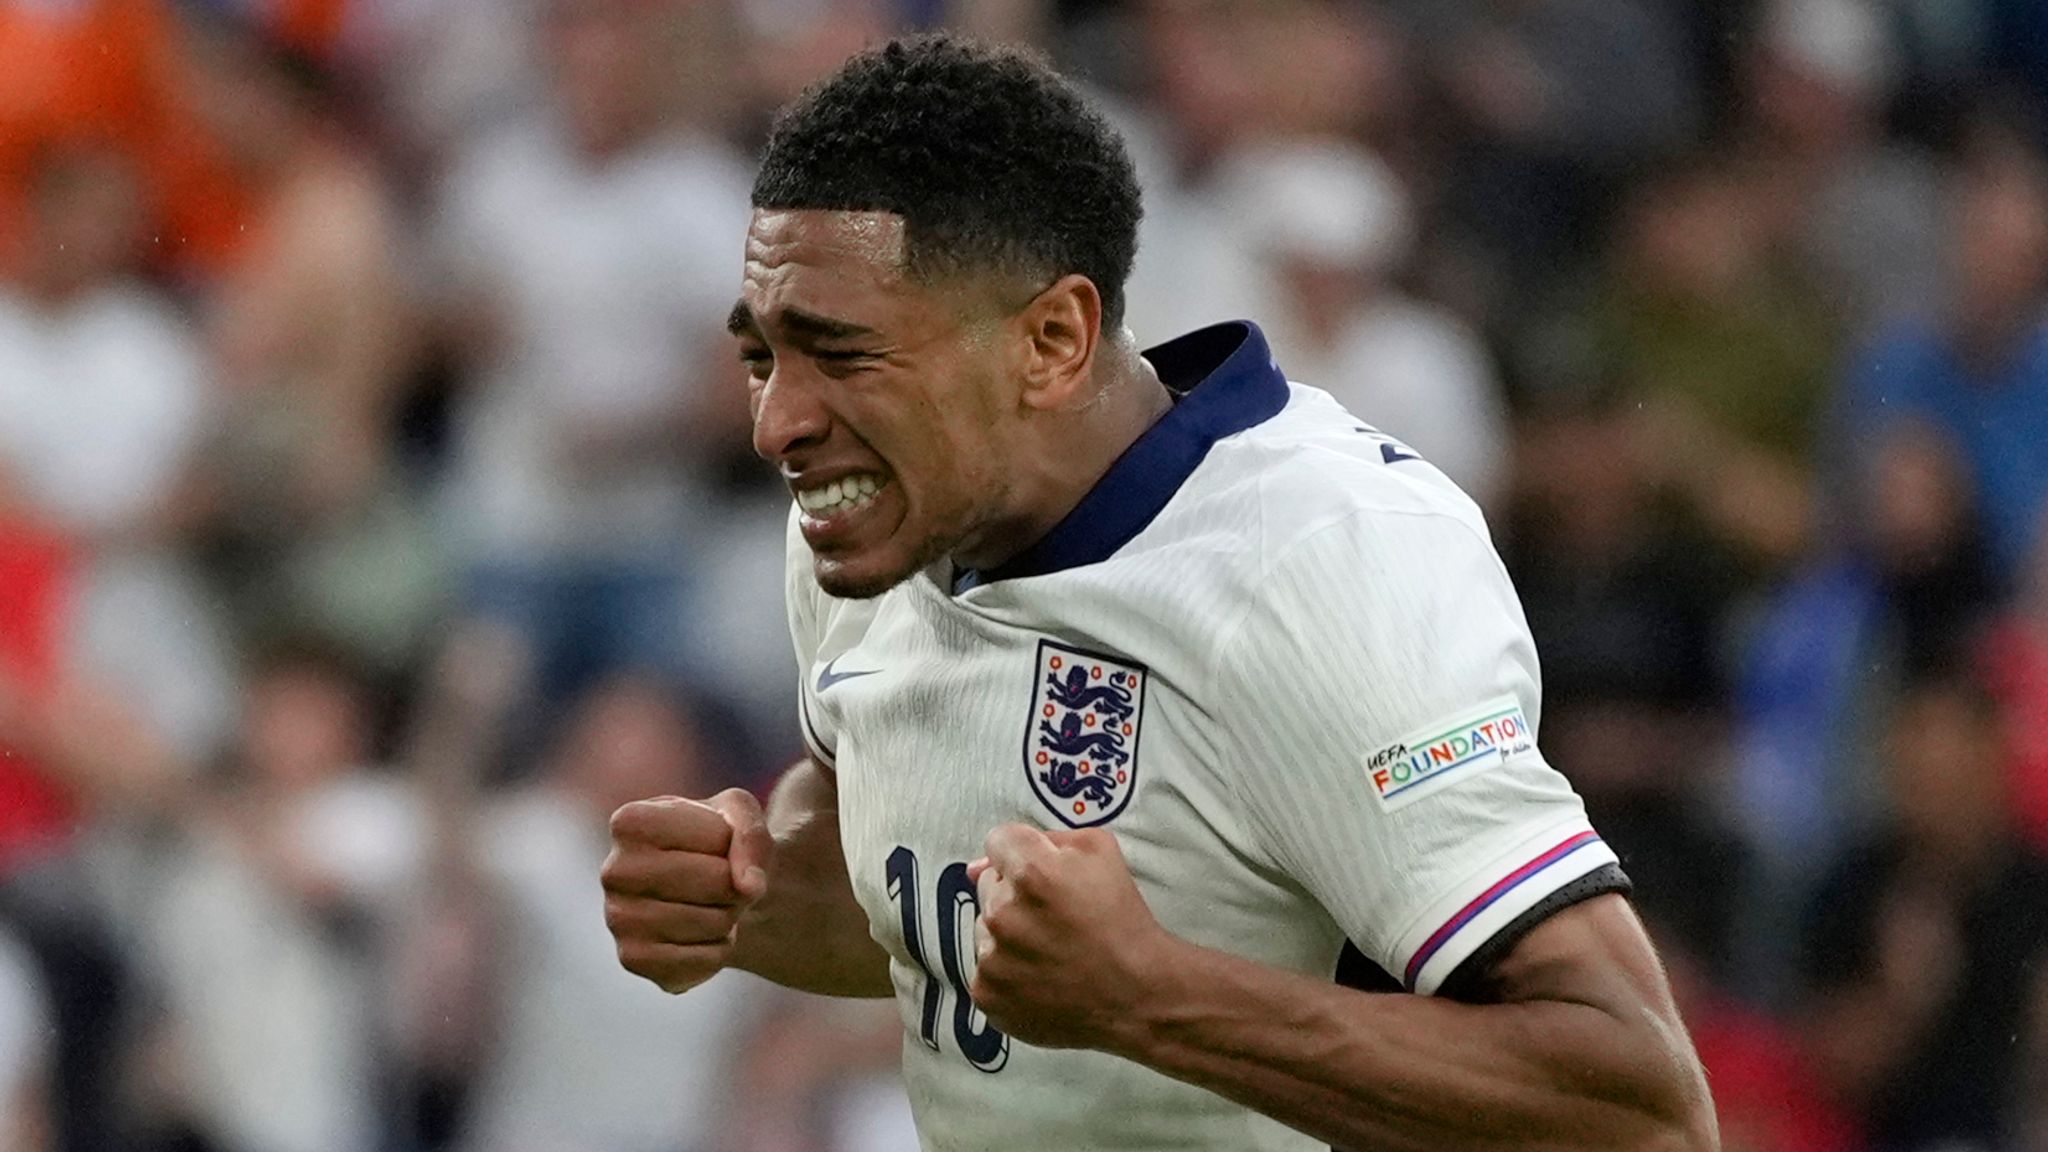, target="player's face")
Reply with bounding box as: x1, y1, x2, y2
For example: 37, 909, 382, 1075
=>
735, 209, 1022, 598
